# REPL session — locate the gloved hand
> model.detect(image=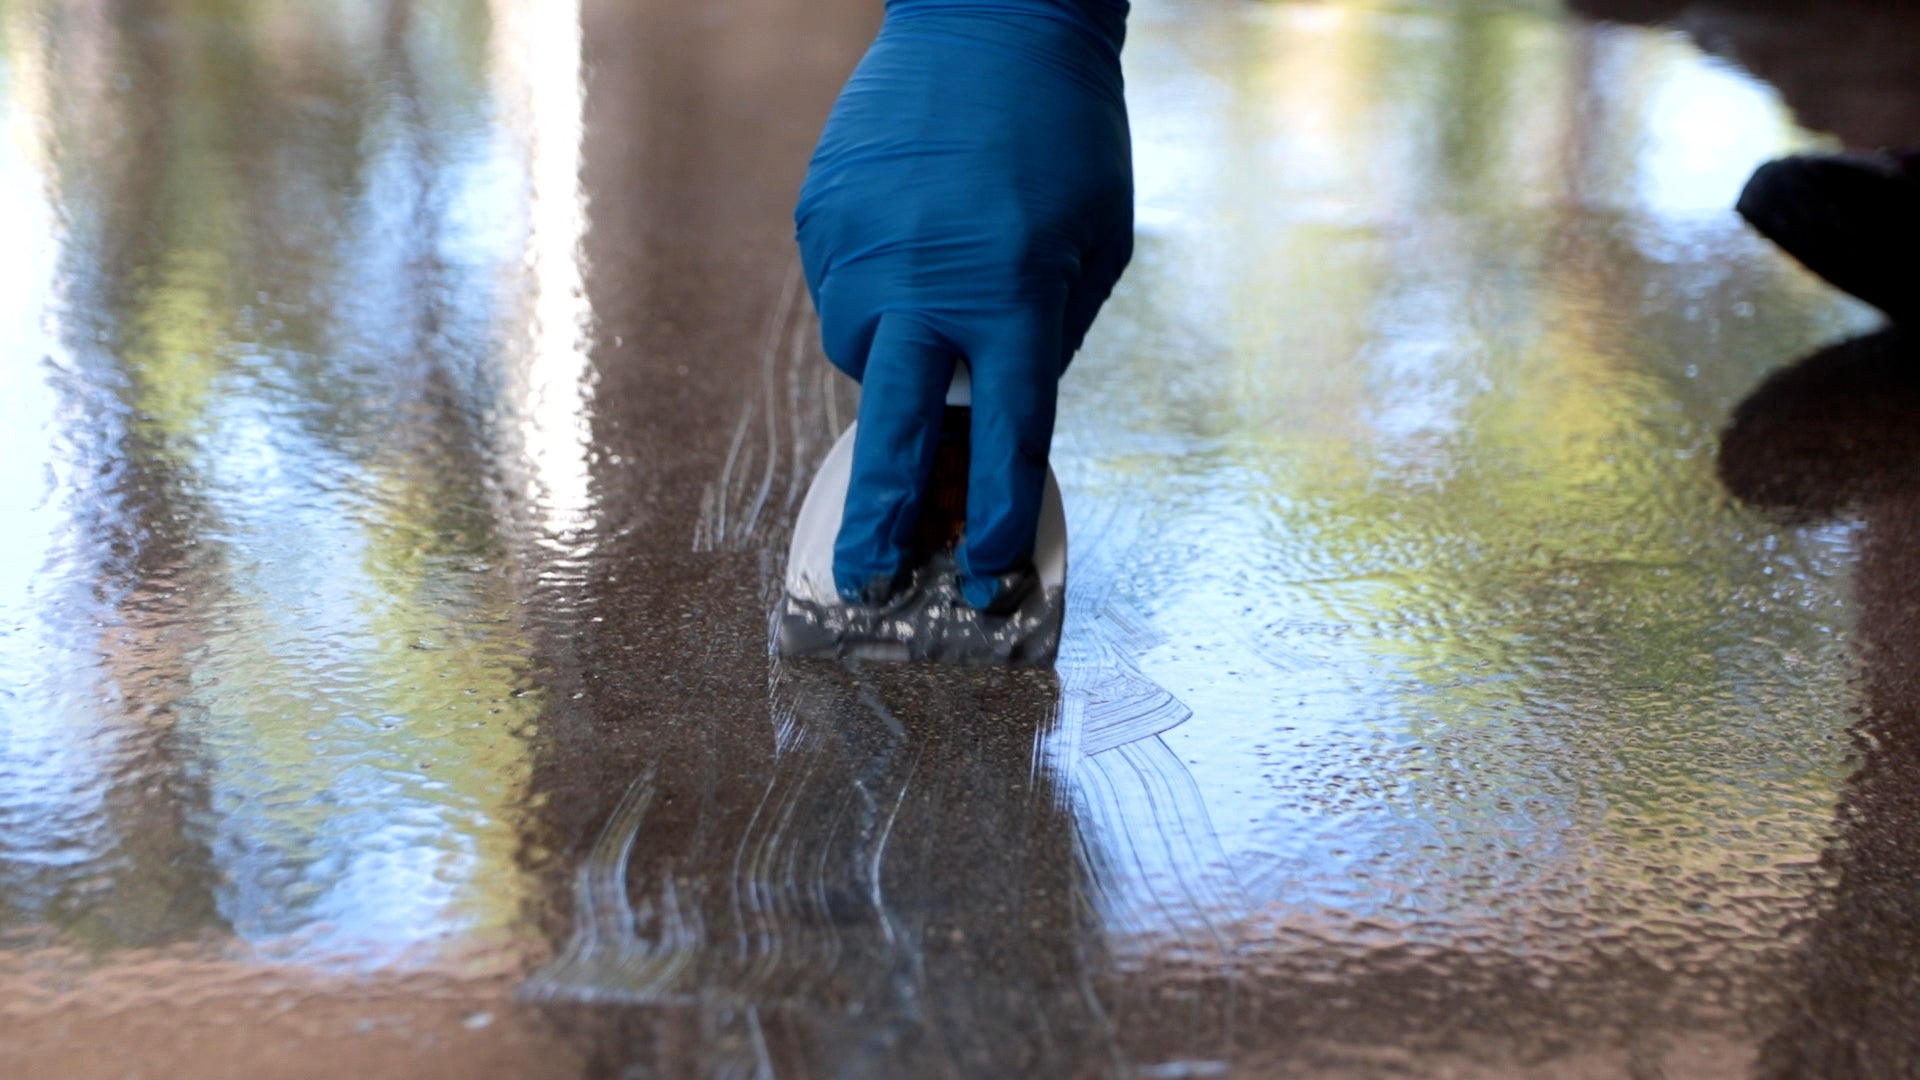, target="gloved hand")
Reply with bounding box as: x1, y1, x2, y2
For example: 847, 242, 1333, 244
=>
795, 0, 1134, 609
